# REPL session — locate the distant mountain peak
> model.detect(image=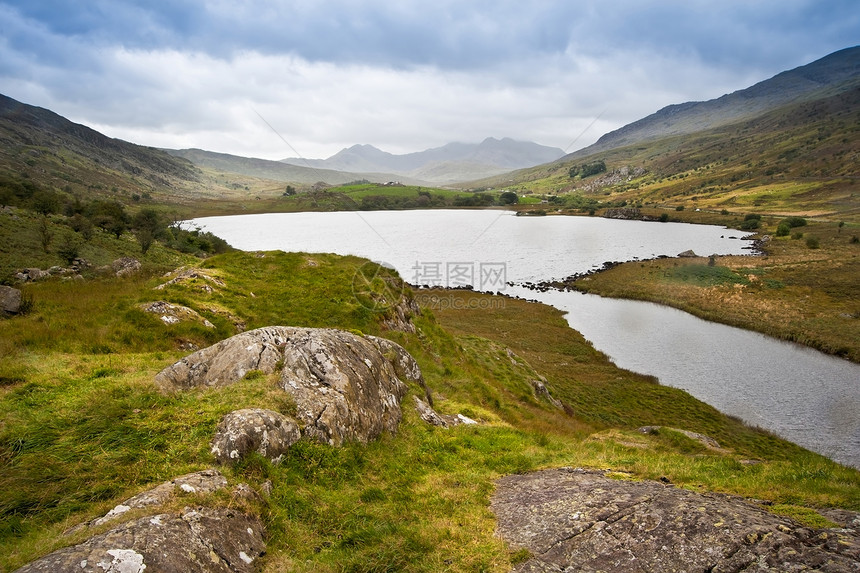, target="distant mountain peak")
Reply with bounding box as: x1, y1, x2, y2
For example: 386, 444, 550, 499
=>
281, 138, 565, 184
